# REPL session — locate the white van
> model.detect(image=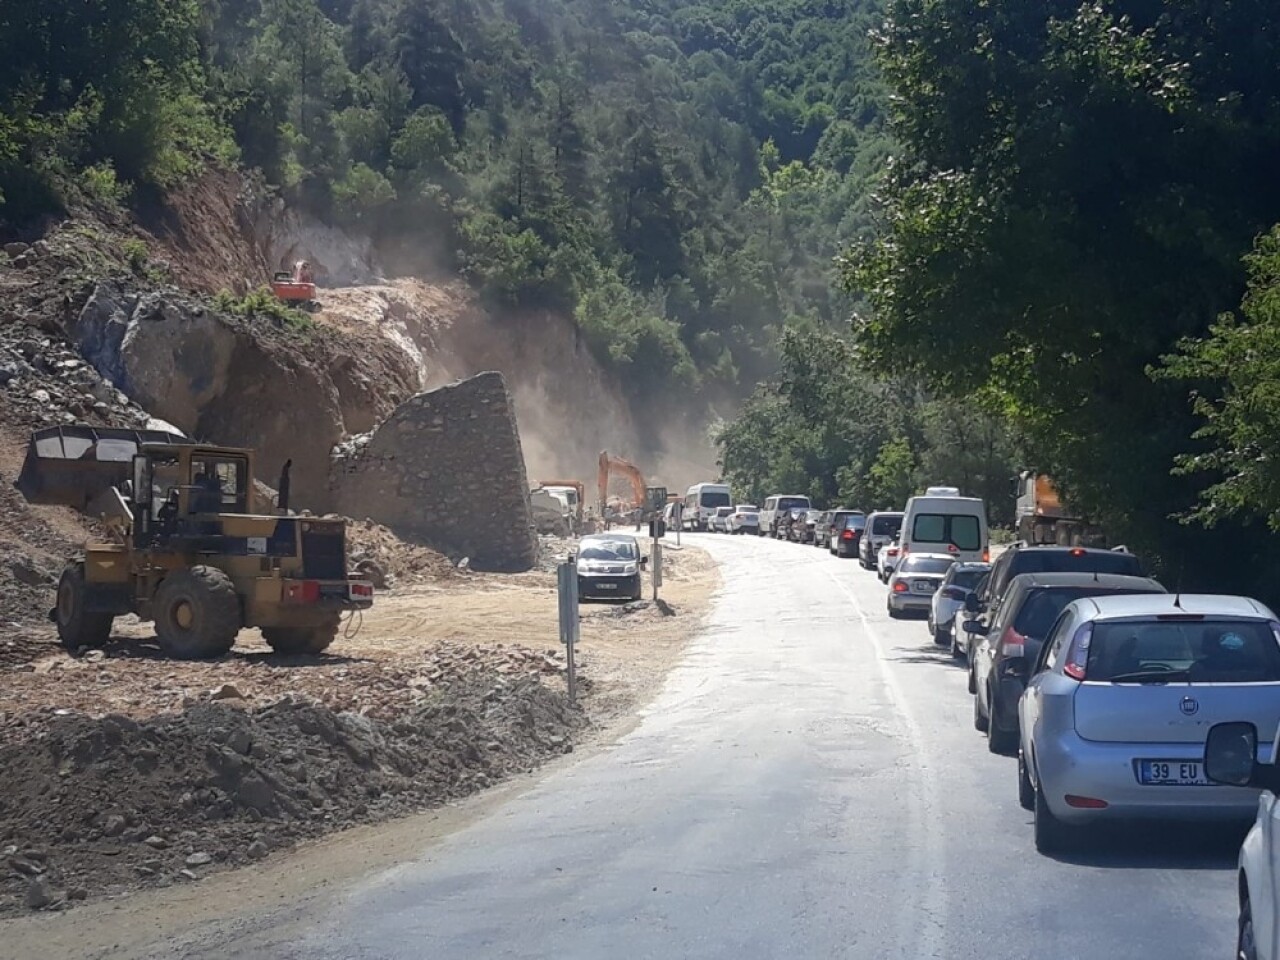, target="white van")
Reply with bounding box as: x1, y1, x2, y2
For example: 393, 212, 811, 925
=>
683, 482, 732, 531
901, 492, 989, 563
760, 494, 812, 538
